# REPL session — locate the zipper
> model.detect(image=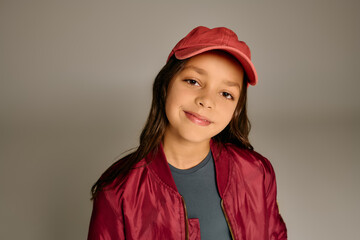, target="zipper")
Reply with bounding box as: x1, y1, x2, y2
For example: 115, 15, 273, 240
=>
181, 196, 189, 240
221, 199, 235, 240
